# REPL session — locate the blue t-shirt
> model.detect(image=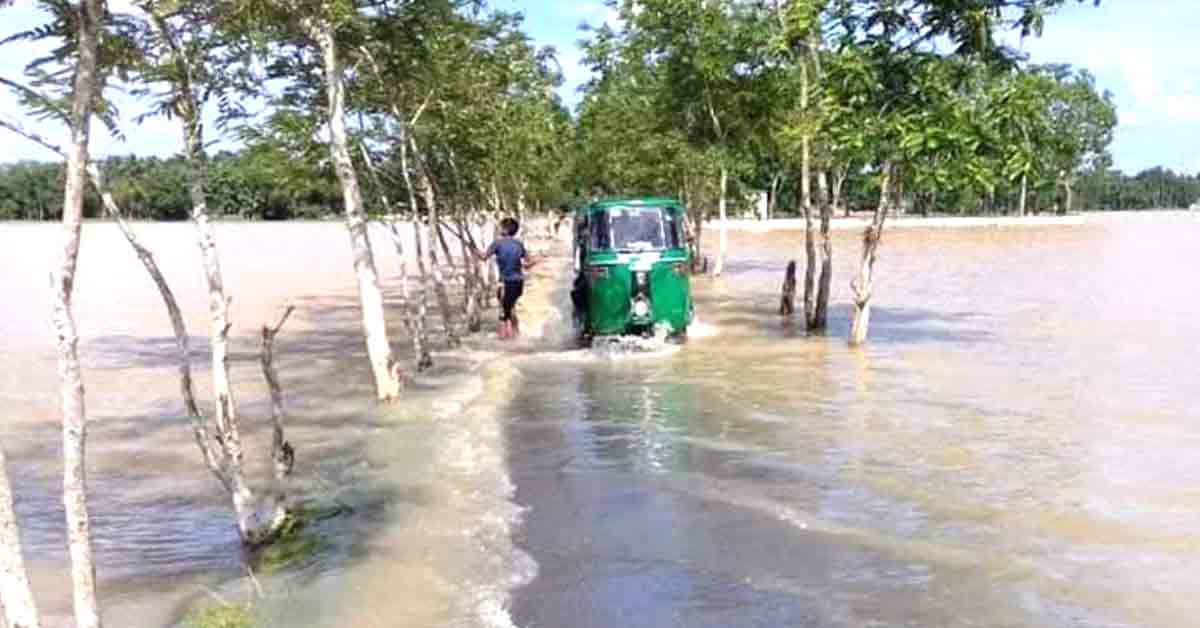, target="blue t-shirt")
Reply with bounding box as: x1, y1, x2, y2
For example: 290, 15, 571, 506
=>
487, 237, 527, 282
